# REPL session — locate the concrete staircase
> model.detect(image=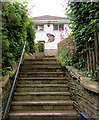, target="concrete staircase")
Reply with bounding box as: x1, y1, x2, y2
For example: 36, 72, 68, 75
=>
8, 57, 79, 120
